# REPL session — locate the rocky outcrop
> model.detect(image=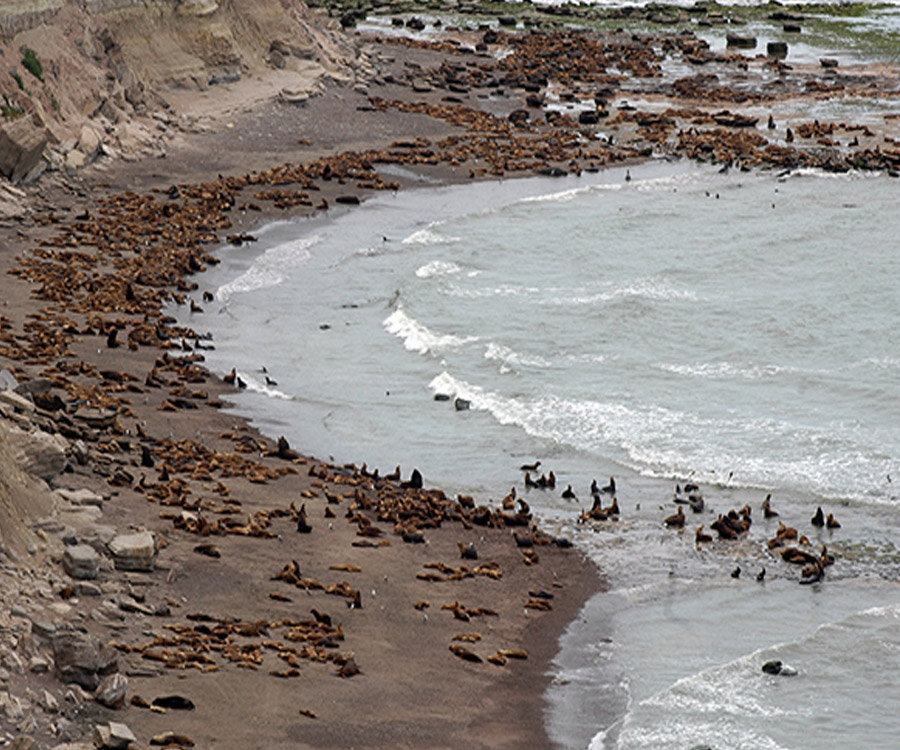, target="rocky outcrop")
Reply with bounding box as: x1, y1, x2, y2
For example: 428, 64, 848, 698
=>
0, 0, 356, 177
